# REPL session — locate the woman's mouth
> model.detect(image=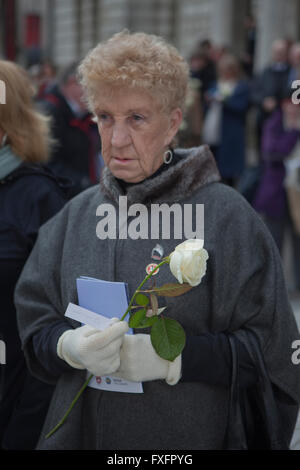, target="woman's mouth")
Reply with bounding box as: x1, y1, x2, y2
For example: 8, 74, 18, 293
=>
114, 157, 133, 164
